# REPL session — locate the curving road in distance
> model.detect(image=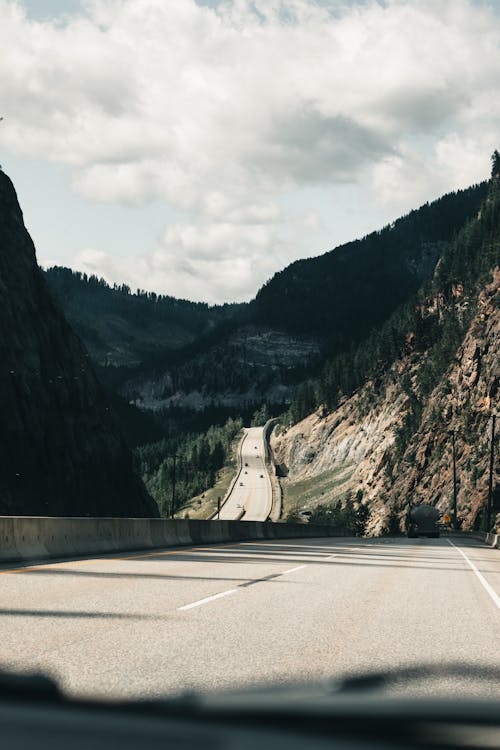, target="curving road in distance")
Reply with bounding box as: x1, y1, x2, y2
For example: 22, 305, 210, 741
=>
217, 426, 273, 521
